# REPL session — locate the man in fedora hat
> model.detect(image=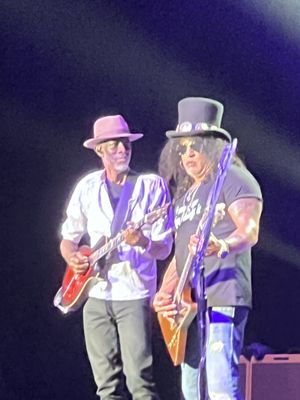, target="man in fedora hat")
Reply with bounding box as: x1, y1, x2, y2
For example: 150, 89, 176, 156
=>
153, 98, 263, 399
59, 114, 173, 399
